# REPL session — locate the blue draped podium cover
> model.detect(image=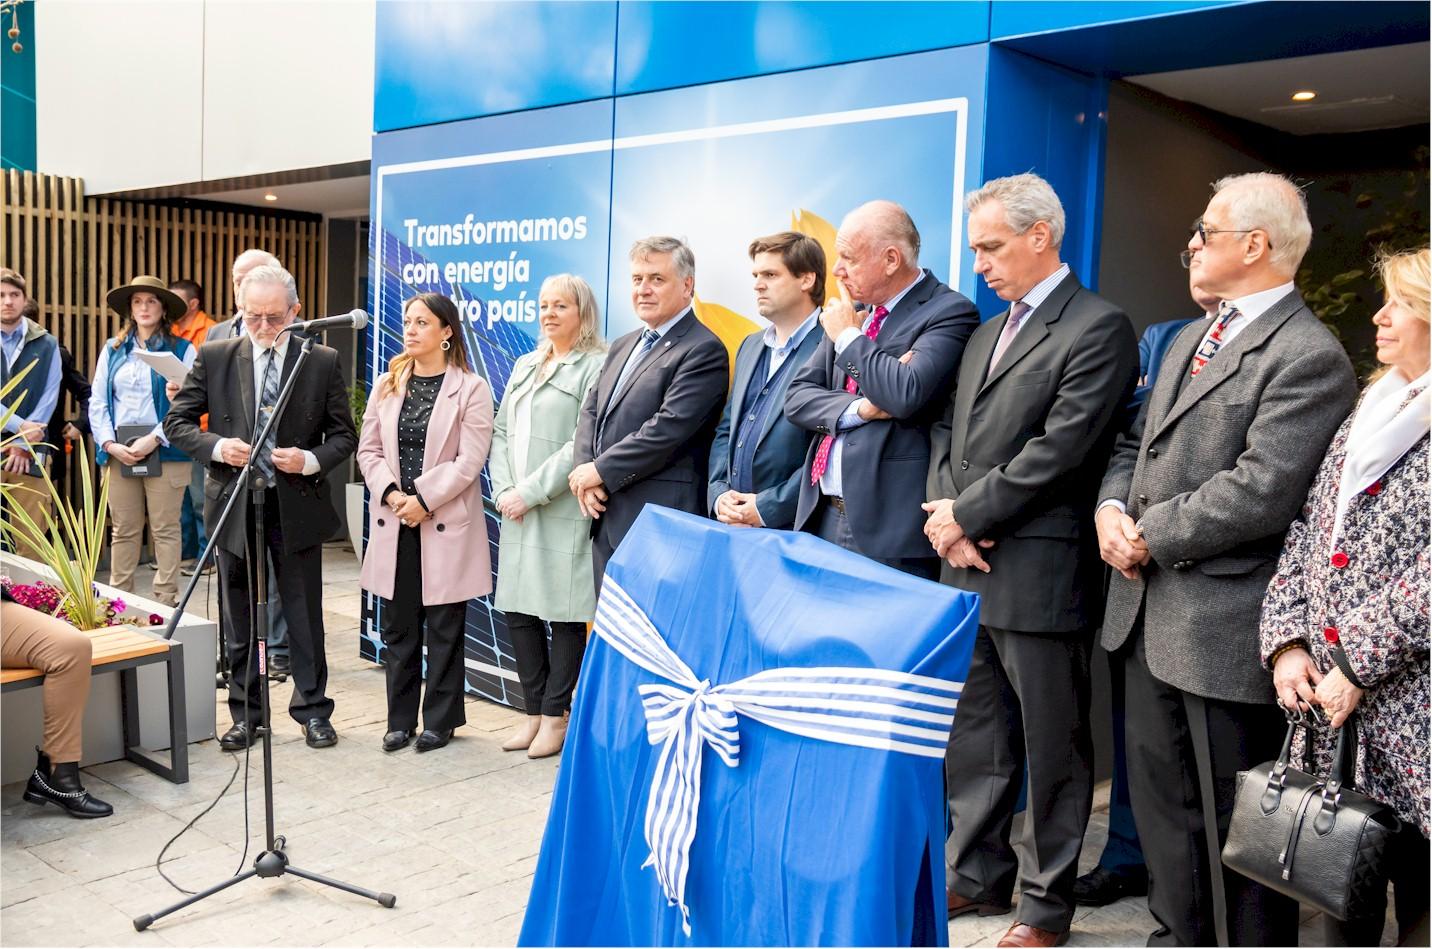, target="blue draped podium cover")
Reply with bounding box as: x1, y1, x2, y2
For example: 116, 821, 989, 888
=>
519, 506, 979, 947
